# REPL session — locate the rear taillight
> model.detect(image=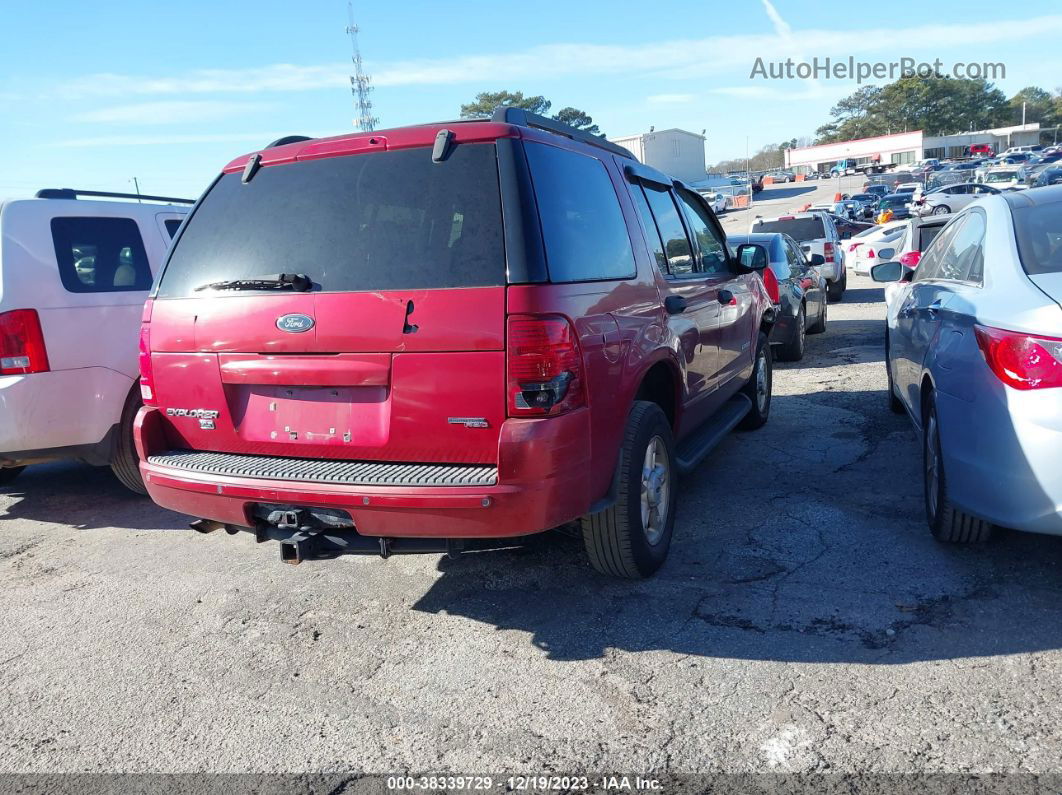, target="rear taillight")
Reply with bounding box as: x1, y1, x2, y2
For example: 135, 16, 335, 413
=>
823, 241, 834, 263
138, 323, 157, 405
762, 268, 780, 303
866, 248, 875, 259
507, 315, 585, 417
848, 243, 863, 252
975, 325, 1062, 390
900, 251, 921, 268
0, 309, 49, 376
